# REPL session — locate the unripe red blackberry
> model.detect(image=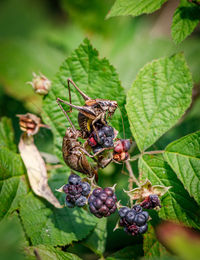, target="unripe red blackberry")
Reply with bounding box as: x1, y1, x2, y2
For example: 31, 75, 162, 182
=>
88, 187, 117, 218
113, 139, 131, 162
